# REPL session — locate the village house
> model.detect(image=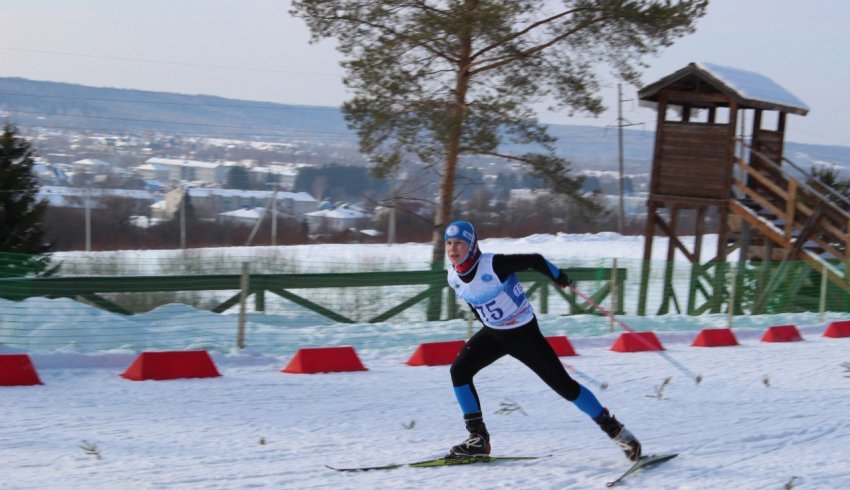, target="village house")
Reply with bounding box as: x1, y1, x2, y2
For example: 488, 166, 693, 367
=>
304, 203, 372, 234
135, 157, 229, 185
154, 187, 319, 221
37, 186, 158, 214
248, 163, 310, 191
